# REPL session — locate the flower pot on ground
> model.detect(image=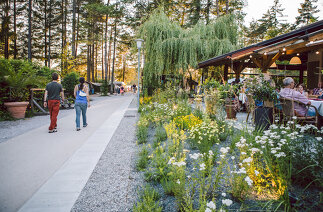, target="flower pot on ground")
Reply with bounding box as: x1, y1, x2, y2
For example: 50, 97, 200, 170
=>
0, 59, 48, 119
225, 98, 238, 119
218, 84, 239, 119
4, 102, 29, 119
